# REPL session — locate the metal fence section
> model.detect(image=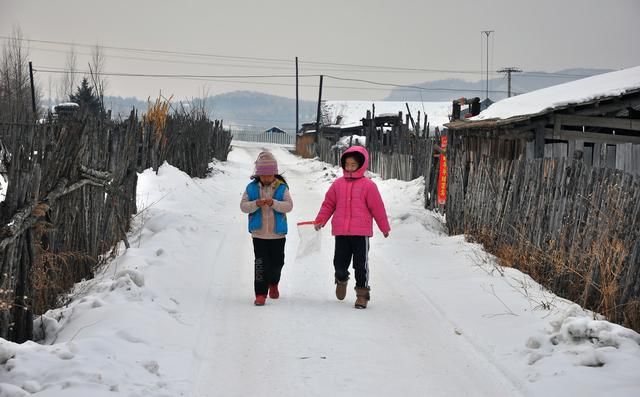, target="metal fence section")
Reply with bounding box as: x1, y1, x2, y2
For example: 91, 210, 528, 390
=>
232, 129, 296, 146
